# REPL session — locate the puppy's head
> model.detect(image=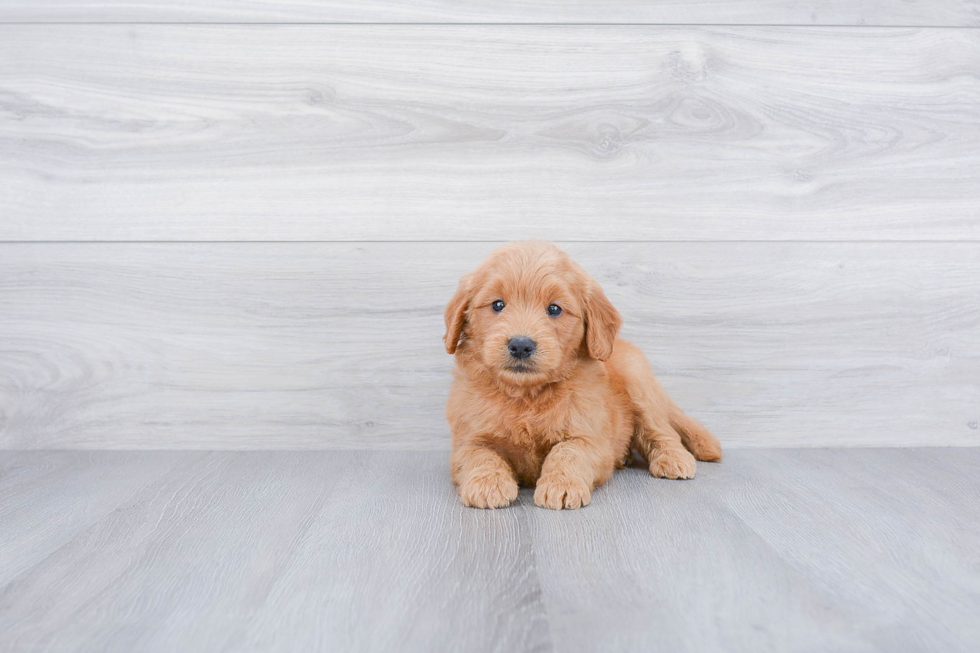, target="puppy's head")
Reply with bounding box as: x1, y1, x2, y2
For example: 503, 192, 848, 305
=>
444, 242, 622, 388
